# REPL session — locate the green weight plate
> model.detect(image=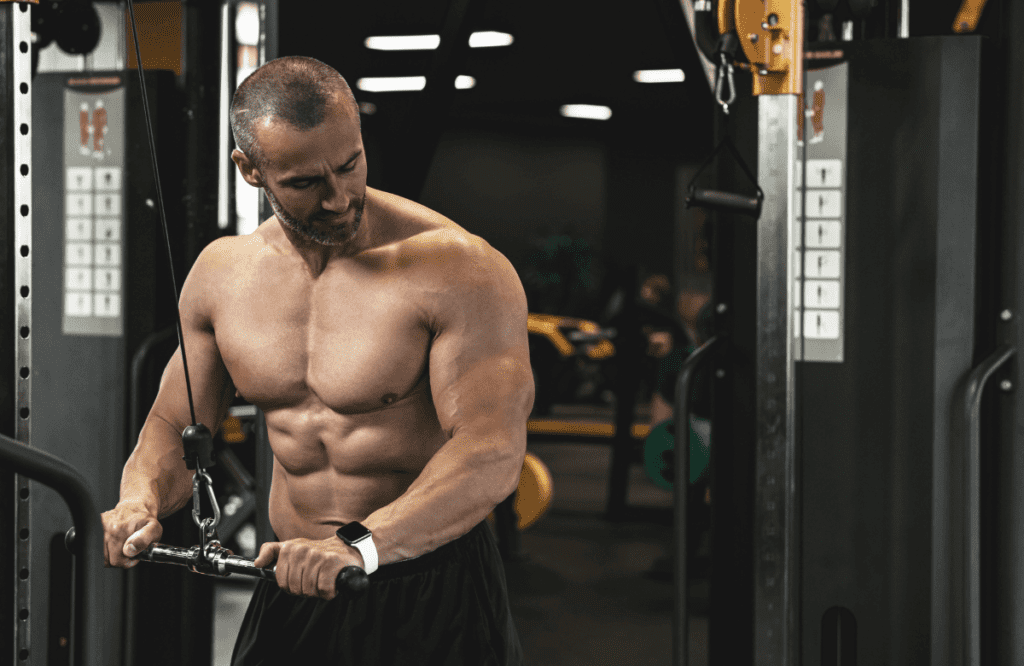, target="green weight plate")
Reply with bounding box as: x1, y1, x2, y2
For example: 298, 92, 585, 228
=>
643, 418, 710, 490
